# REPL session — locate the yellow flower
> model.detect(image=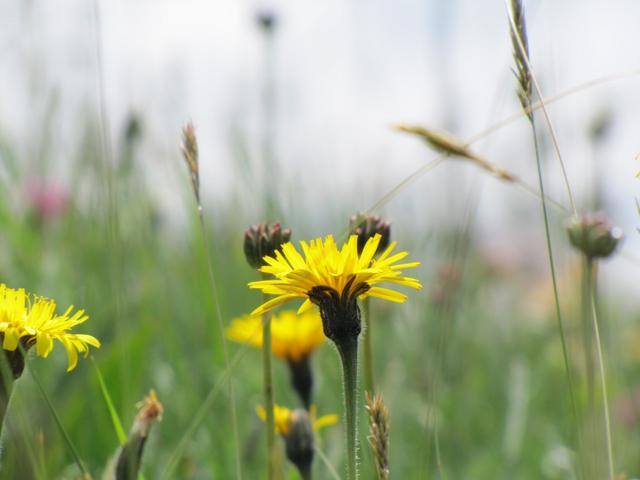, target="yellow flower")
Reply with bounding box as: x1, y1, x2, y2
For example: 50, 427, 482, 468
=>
248, 233, 422, 316
256, 404, 338, 436
0, 283, 101, 371
226, 310, 325, 362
